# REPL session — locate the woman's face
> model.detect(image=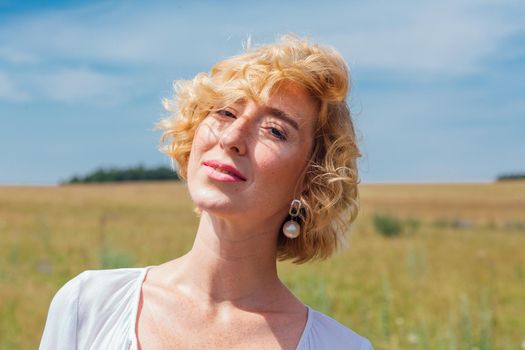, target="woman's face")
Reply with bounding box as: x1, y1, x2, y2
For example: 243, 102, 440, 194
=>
186, 83, 318, 223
